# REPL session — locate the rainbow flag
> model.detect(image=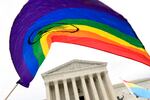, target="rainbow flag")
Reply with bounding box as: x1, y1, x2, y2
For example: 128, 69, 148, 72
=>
123, 80, 150, 98
10, 0, 150, 87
